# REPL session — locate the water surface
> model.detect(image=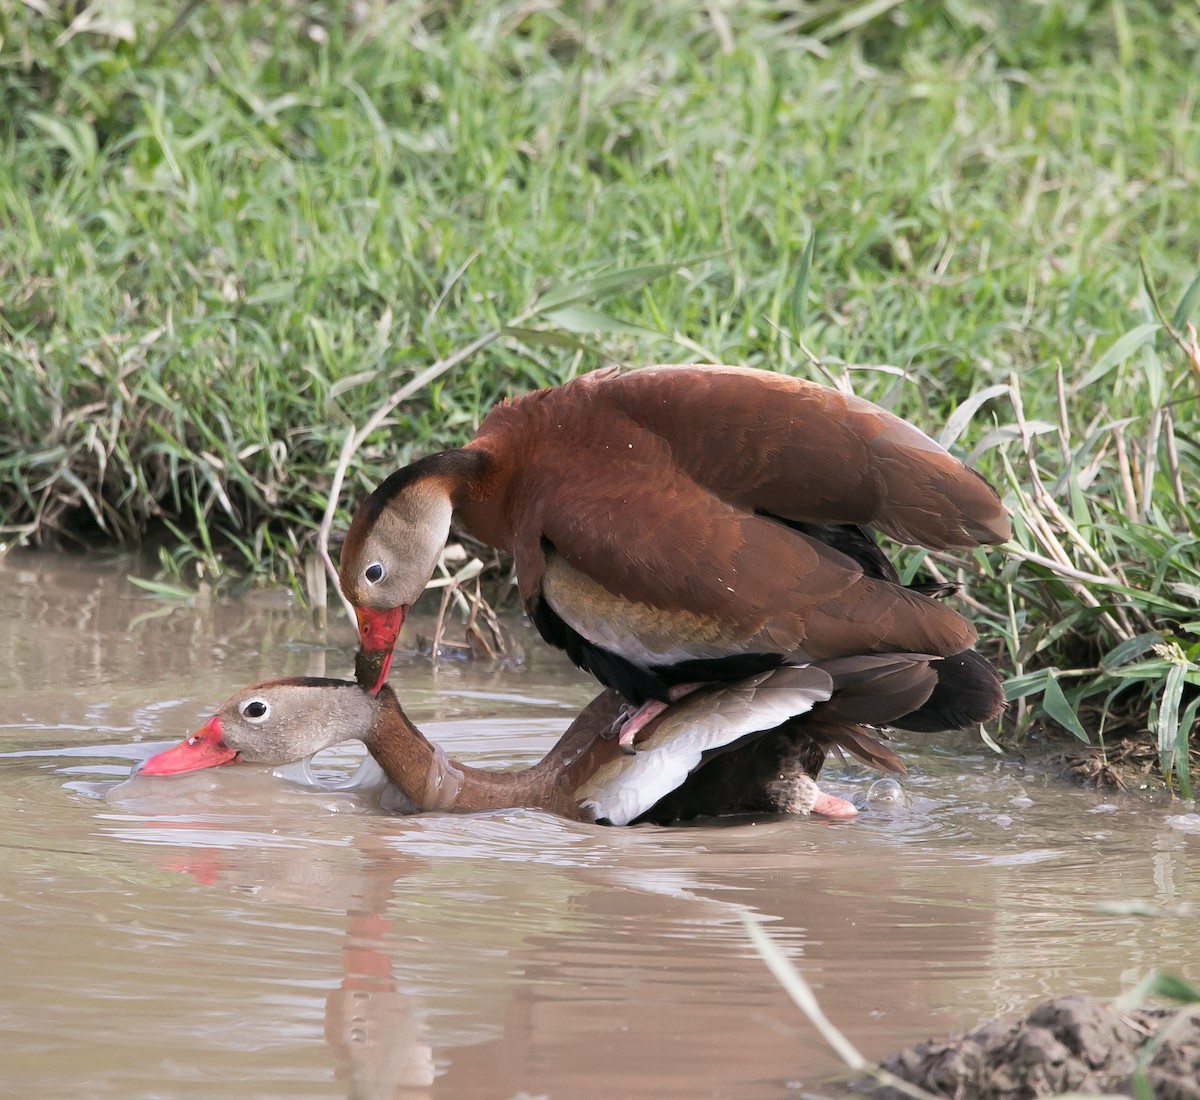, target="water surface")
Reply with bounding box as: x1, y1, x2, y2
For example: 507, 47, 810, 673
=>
1, 553, 1197, 1099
